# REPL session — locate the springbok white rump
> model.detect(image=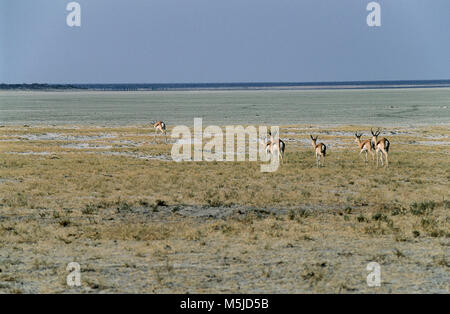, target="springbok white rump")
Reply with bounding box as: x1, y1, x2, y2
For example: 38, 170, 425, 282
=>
310, 135, 326, 167
264, 130, 286, 163
354, 131, 375, 164
152, 121, 167, 142
371, 128, 390, 167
